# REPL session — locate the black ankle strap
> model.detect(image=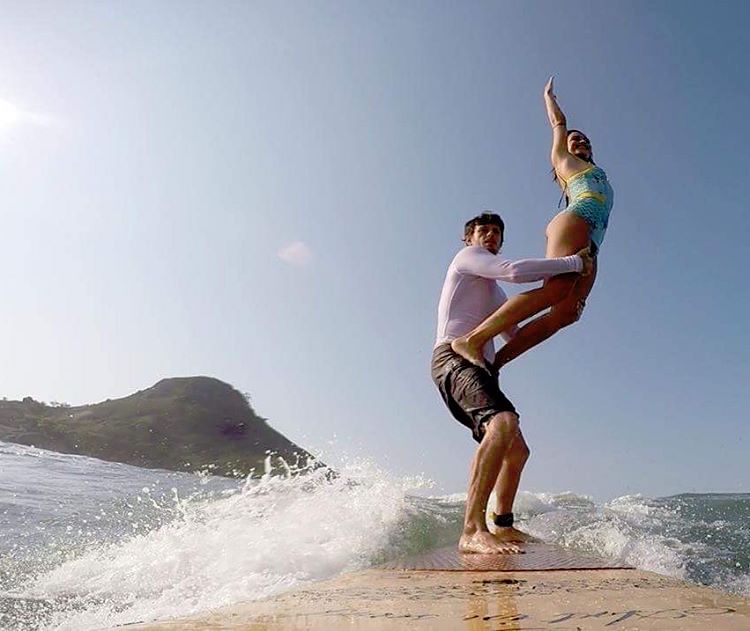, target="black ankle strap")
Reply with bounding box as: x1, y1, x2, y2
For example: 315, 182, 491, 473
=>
492, 512, 514, 527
